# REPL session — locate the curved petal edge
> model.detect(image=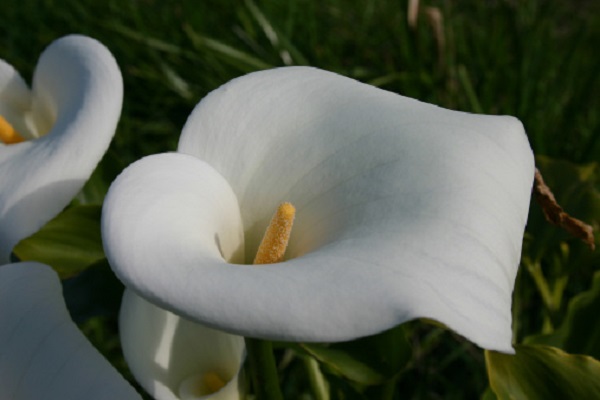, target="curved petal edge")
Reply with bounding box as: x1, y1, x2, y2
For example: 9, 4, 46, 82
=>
0, 262, 140, 399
